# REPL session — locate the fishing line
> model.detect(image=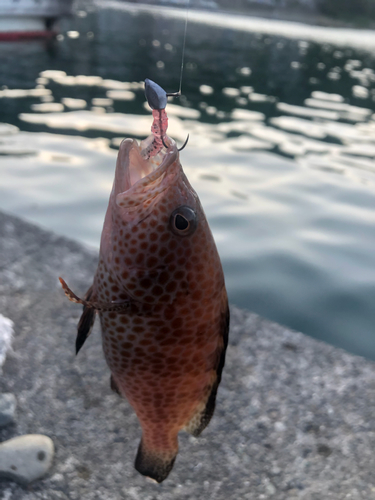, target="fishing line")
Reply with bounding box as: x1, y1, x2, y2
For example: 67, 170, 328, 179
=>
166, 0, 190, 97
178, 0, 190, 95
